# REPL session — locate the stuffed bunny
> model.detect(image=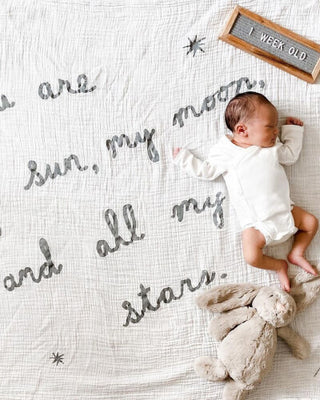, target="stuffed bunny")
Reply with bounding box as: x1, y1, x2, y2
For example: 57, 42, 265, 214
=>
194, 272, 320, 400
